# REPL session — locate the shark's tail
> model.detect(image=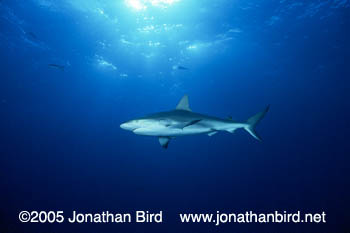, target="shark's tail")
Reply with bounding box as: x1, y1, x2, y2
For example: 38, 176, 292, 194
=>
244, 105, 270, 141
